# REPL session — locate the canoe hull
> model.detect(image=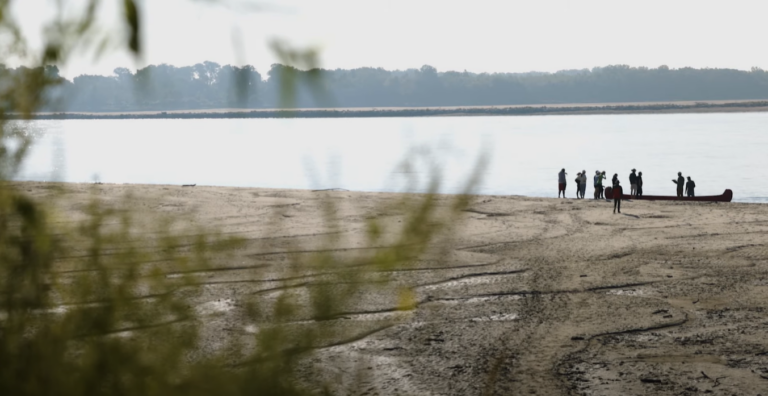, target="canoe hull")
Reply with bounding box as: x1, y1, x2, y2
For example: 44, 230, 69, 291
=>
604, 187, 732, 202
